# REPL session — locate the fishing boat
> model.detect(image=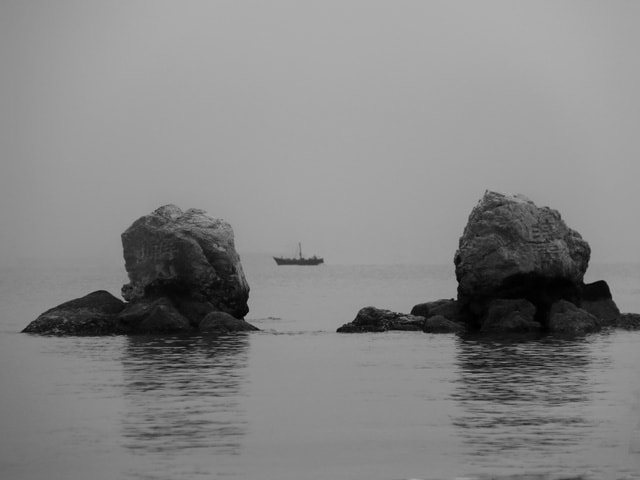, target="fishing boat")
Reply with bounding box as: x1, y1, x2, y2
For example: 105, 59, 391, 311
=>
273, 243, 324, 266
